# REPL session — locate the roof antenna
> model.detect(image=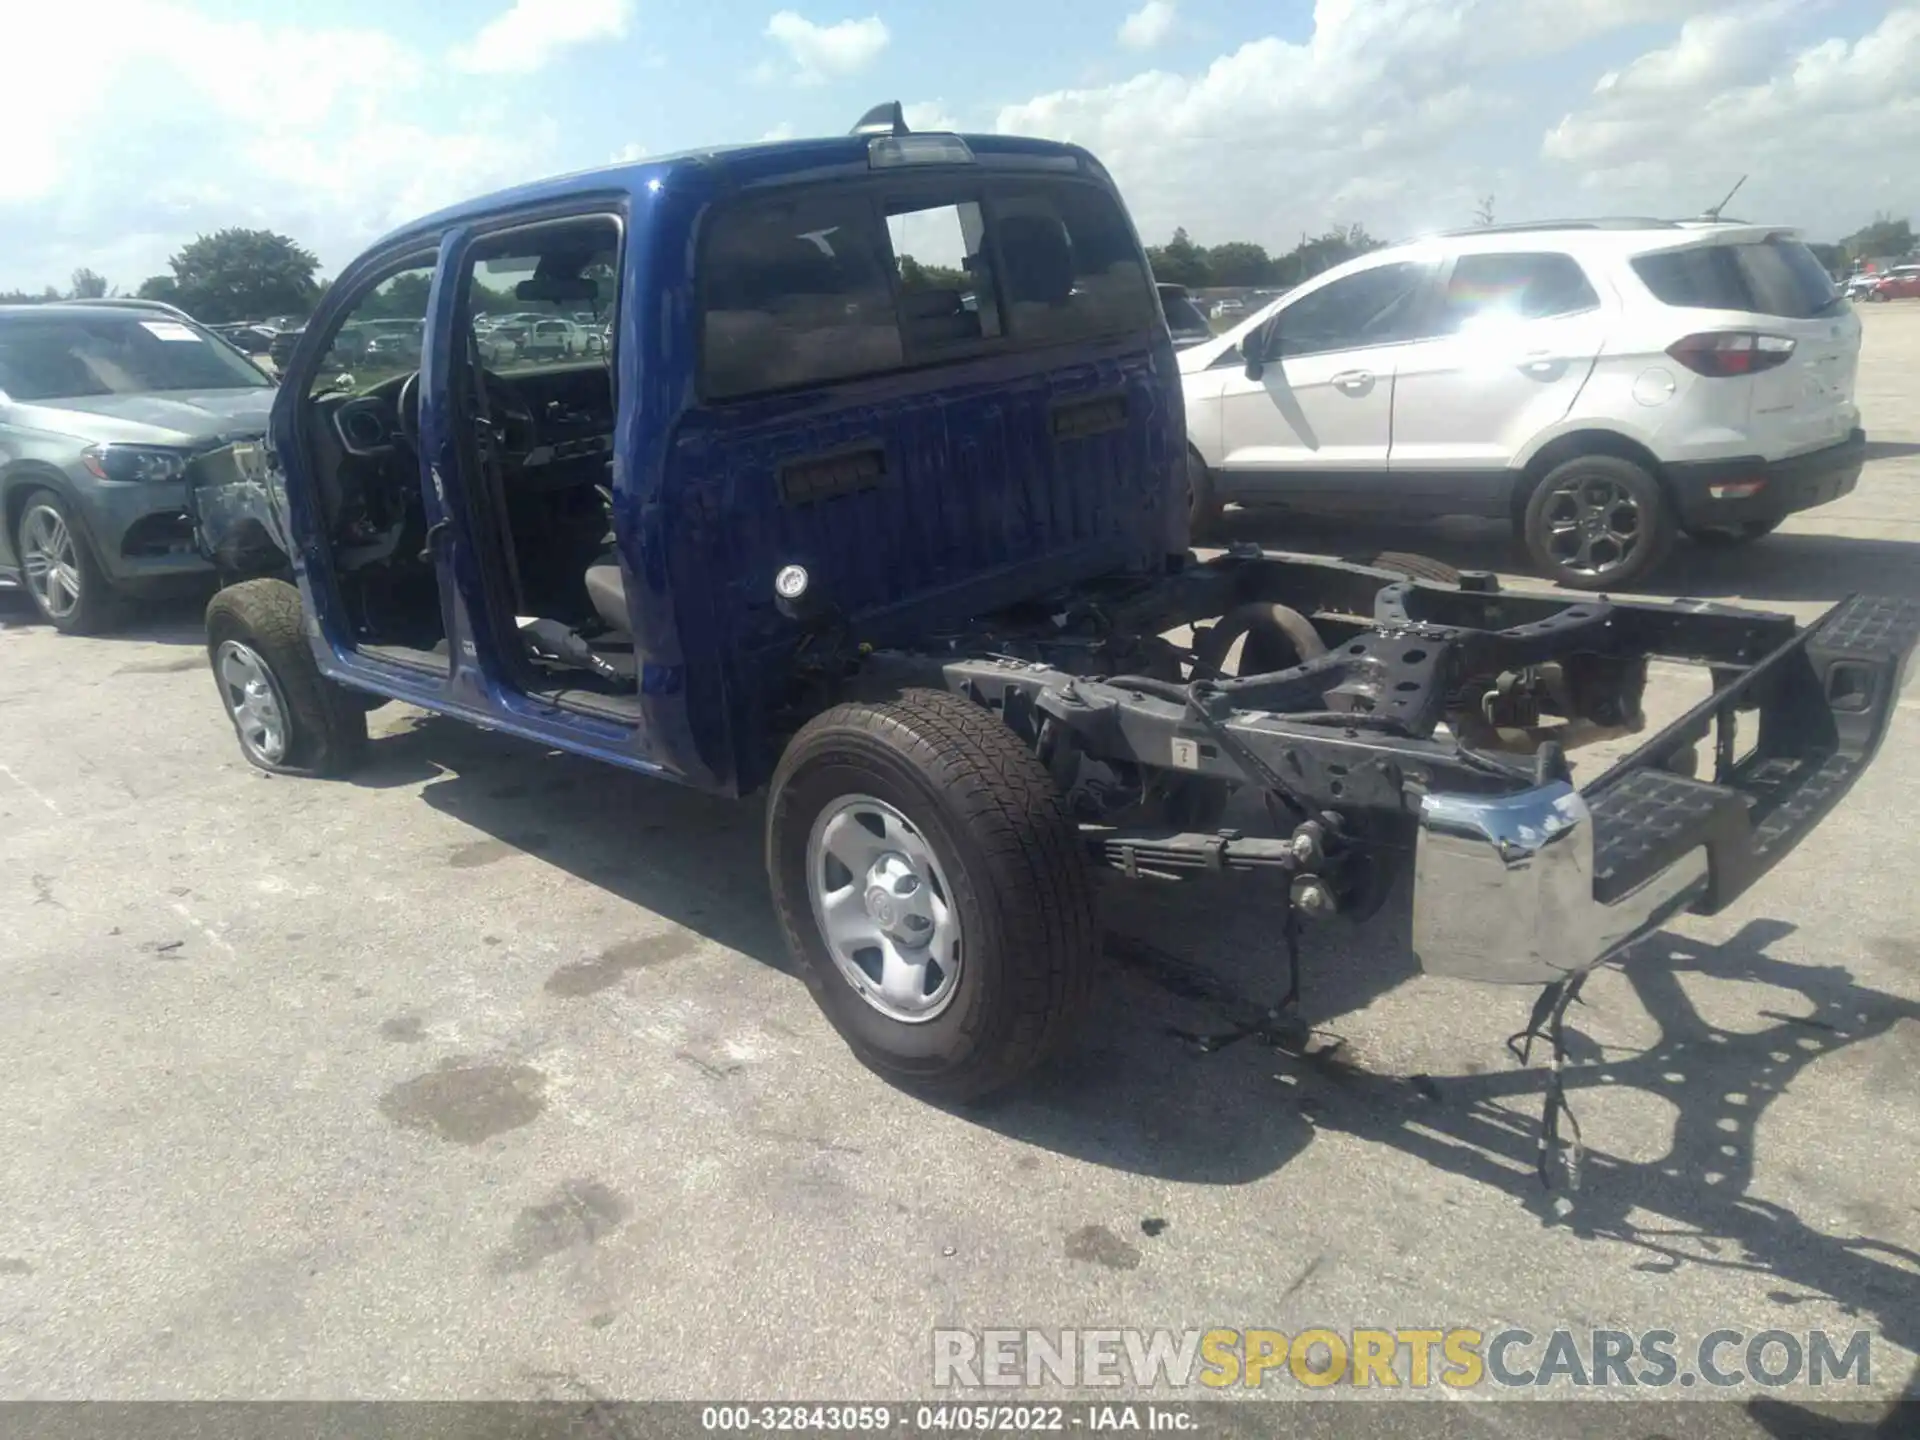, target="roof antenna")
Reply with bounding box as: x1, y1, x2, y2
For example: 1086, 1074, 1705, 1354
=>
1702, 174, 1747, 222
851, 101, 909, 137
